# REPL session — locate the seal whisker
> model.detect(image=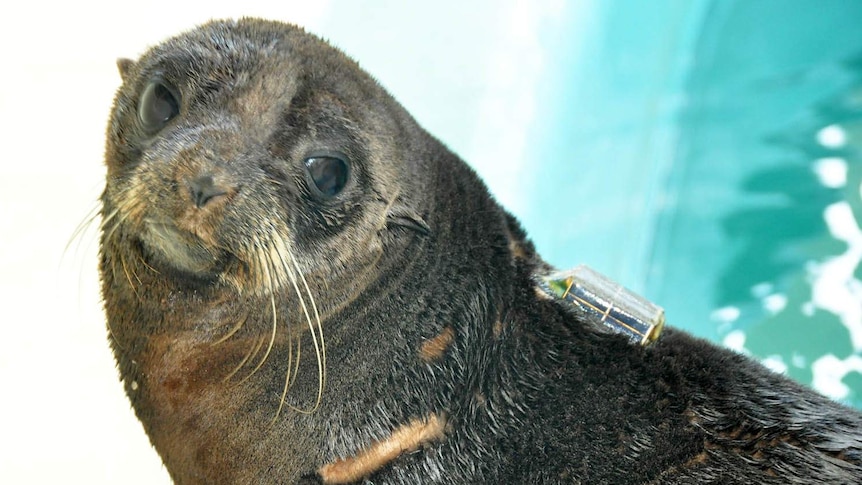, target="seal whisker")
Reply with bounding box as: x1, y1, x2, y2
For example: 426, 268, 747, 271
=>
105, 320, 126, 351
98, 206, 120, 234
240, 245, 278, 383
119, 252, 141, 297
288, 321, 302, 388
223, 334, 266, 383
103, 300, 128, 352
241, 292, 277, 383
99, 206, 123, 242
271, 311, 296, 424
264, 176, 286, 188
138, 255, 161, 275
103, 195, 140, 246
271, 241, 302, 423
375, 188, 401, 232
65, 201, 103, 258
212, 312, 249, 346
270, 241, 297, 424
287, 243, 326, 412
283, 256, 306, 395
282, 243, 324, 407
98, 203, 131, 352
271, 236, 325, 420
